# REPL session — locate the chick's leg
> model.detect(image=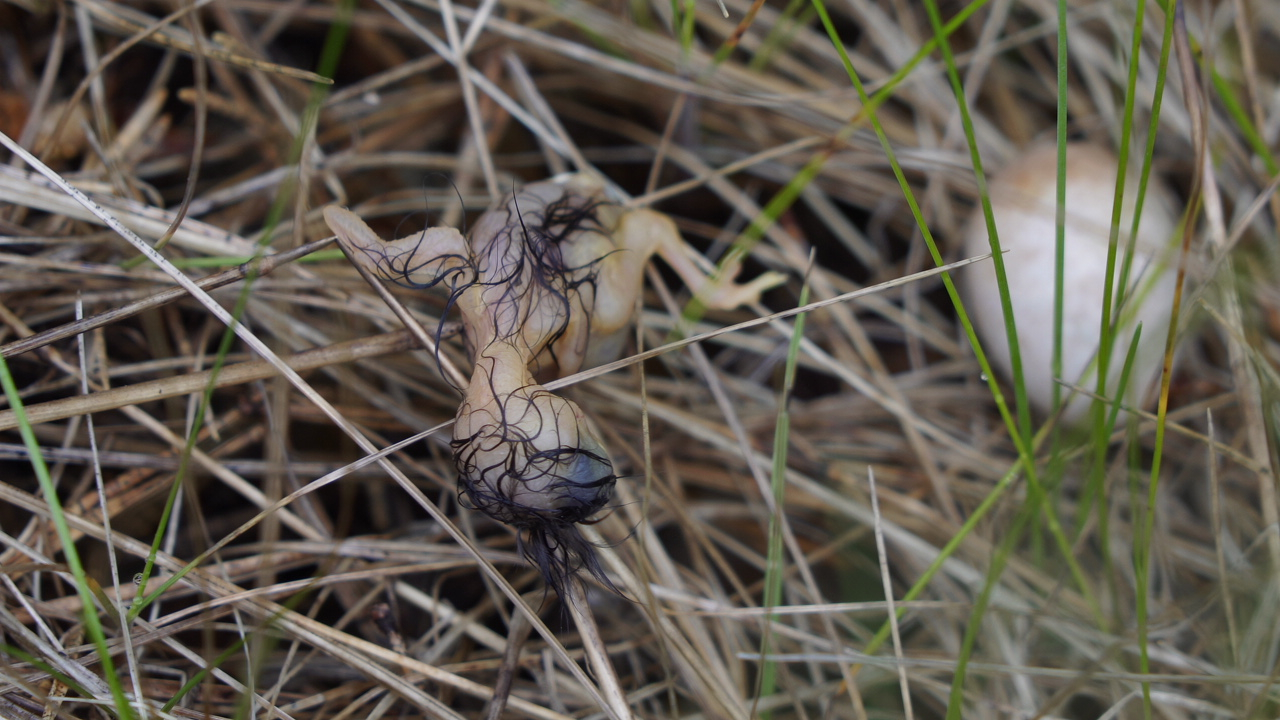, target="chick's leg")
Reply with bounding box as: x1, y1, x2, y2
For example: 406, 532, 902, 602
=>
324, 206, 474, 290
602, 209, 786, 324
